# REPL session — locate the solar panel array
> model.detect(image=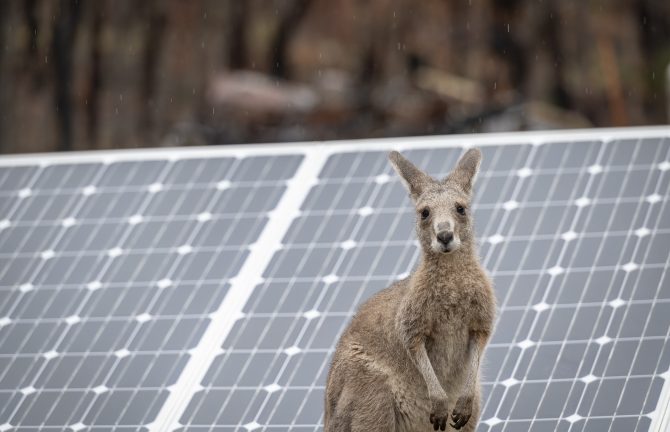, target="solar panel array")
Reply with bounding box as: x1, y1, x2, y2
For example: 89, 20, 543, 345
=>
0, 128, 668, 432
